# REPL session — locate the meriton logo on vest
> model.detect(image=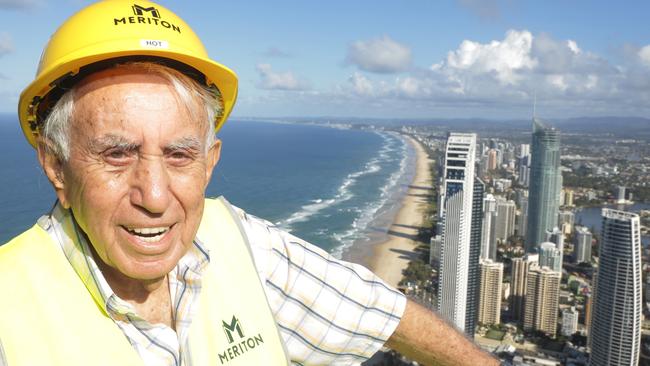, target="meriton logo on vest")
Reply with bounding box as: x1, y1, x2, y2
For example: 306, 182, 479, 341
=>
218, 315, 265, 364
113, 4, 181, 34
